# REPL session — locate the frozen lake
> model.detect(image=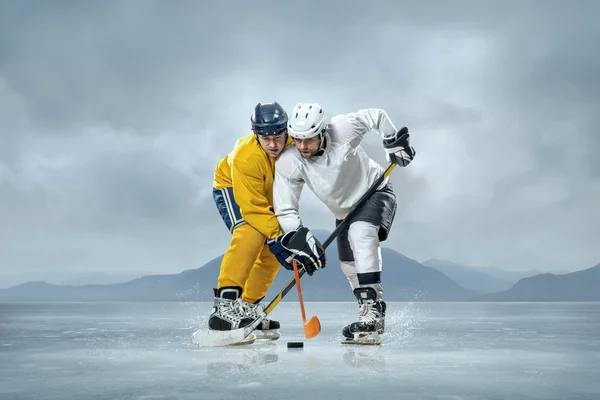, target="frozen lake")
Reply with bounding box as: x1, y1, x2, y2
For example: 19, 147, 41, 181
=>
1, 301, 599, 399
